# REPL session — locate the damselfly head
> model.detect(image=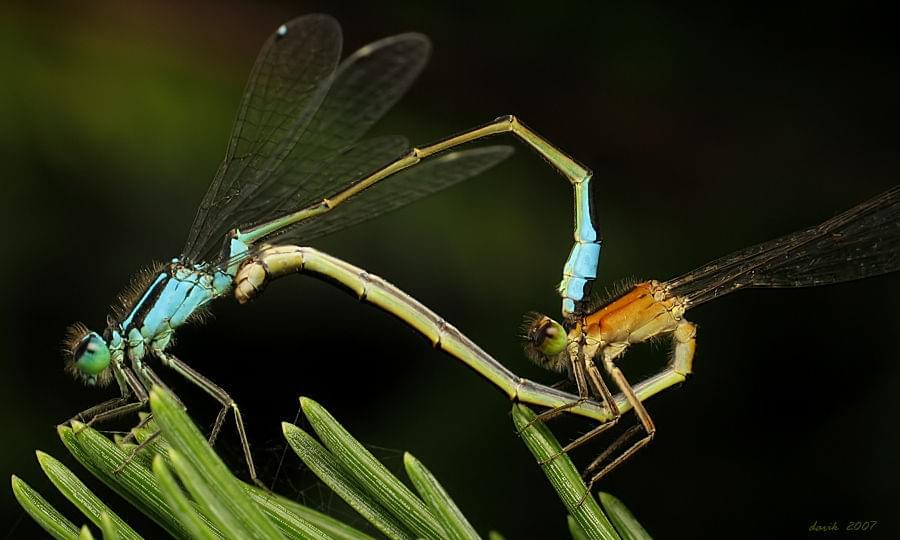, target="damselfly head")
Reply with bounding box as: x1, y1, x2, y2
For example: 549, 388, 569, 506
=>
520, 312, 568, 372
64, 323, 112, 387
